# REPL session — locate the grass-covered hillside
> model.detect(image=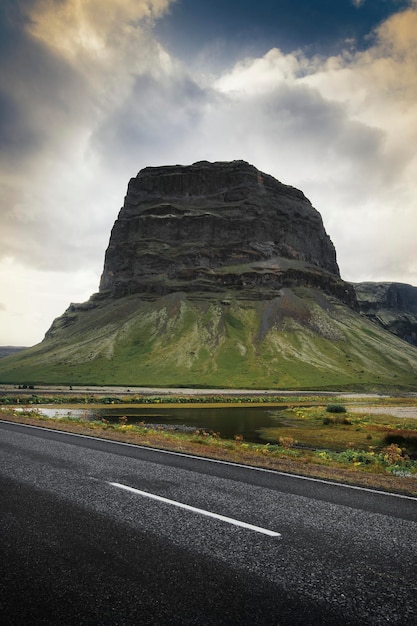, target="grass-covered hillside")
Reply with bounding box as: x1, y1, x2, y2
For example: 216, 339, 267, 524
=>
1, 287, 417, 390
